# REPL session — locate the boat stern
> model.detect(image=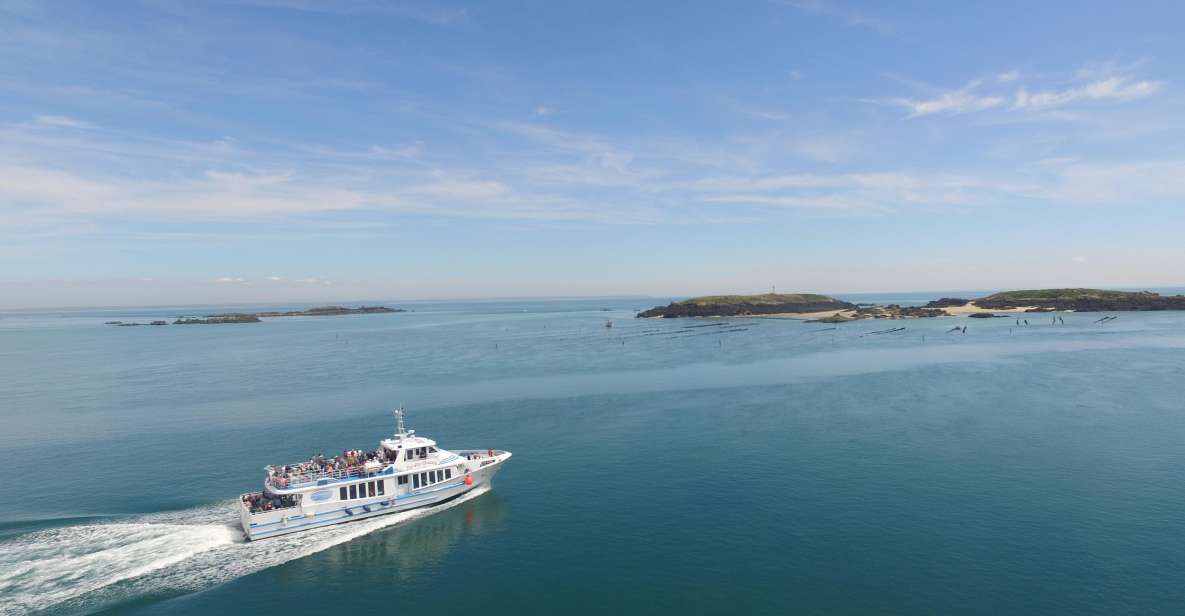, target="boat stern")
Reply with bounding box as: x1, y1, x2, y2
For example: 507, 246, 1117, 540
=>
238, 494, 256, 538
